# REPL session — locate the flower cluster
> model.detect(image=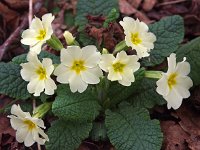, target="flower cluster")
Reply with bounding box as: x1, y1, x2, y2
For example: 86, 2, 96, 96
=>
8, 13, 193, 147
